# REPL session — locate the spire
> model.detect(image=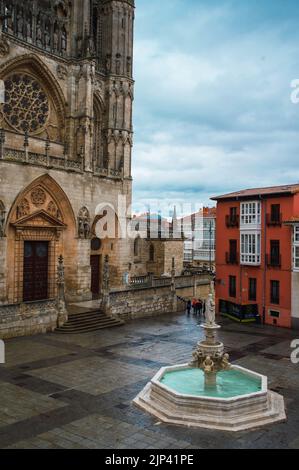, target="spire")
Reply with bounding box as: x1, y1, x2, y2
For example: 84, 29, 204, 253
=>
172, 206, 177, 224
